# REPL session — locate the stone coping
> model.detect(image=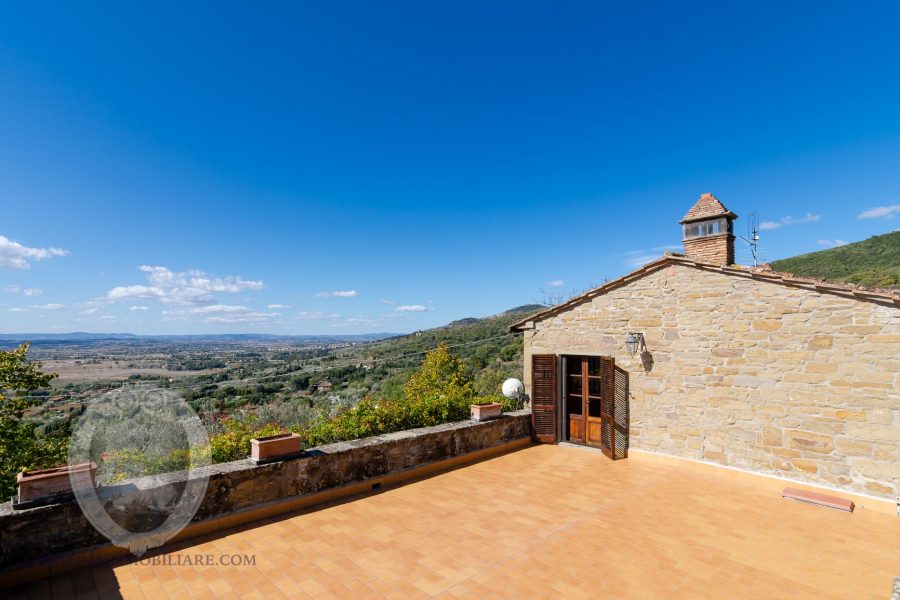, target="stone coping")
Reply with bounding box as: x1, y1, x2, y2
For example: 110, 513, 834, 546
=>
0, 410, 532, 583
